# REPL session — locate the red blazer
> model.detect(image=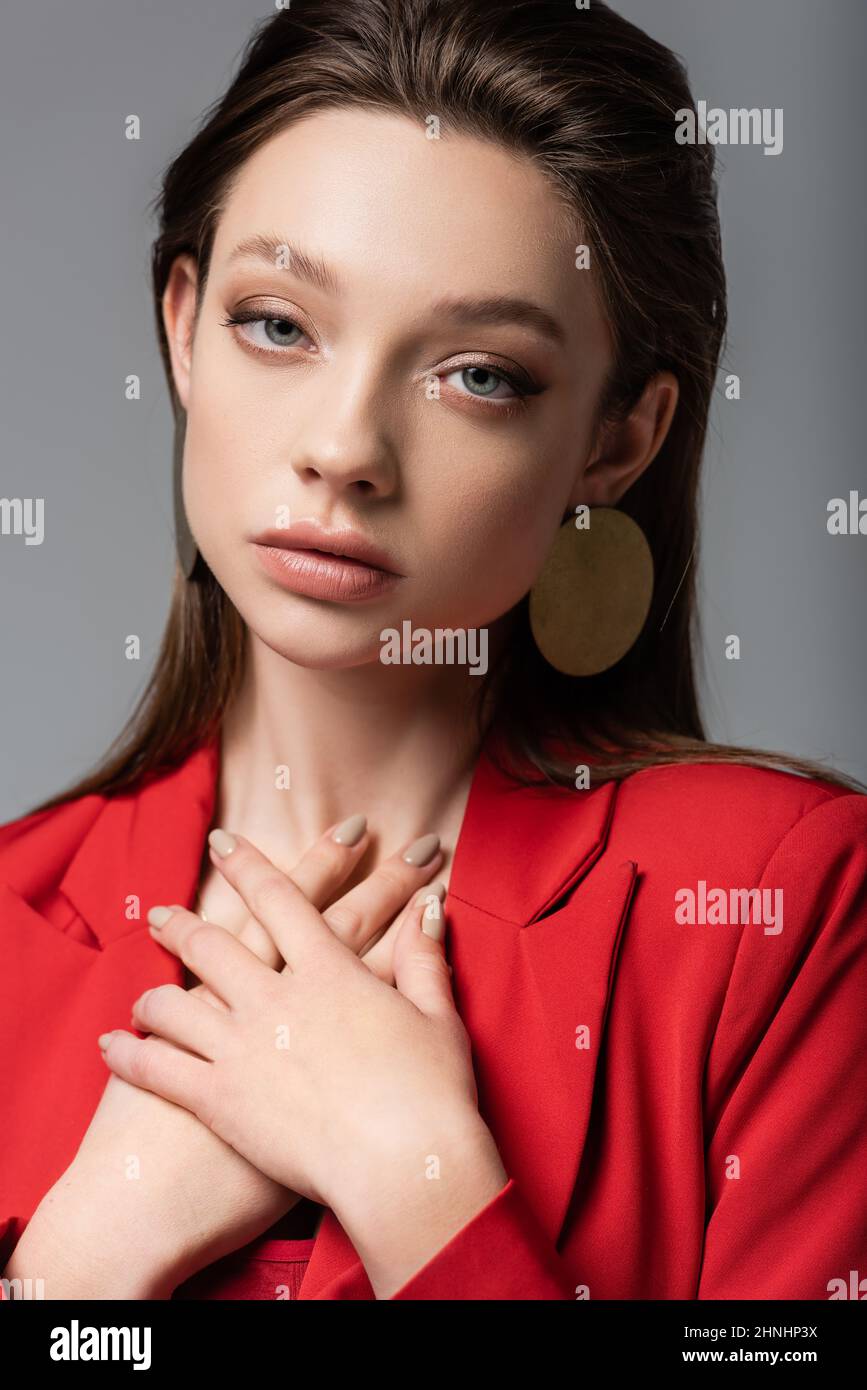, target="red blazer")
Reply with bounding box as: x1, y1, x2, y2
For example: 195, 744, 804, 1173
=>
2, 729, 867, 1300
